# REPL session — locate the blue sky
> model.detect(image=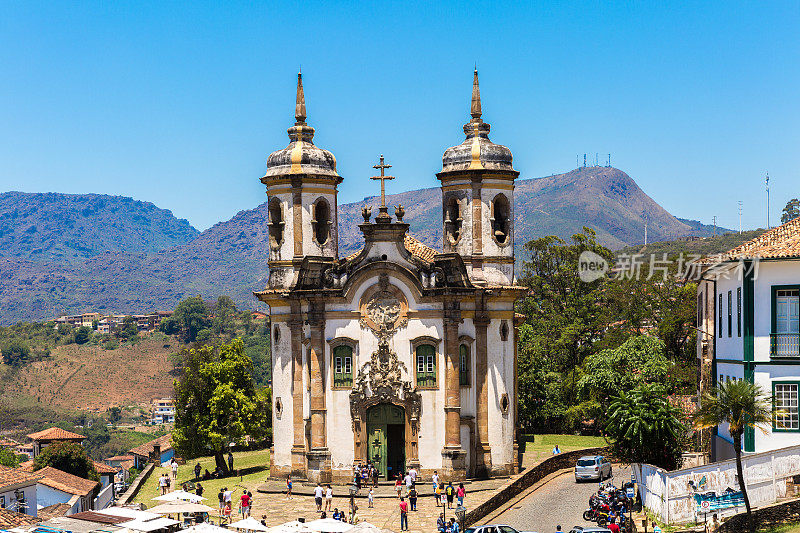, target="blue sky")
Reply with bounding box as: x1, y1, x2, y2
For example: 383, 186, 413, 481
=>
1, 1, 799, 231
